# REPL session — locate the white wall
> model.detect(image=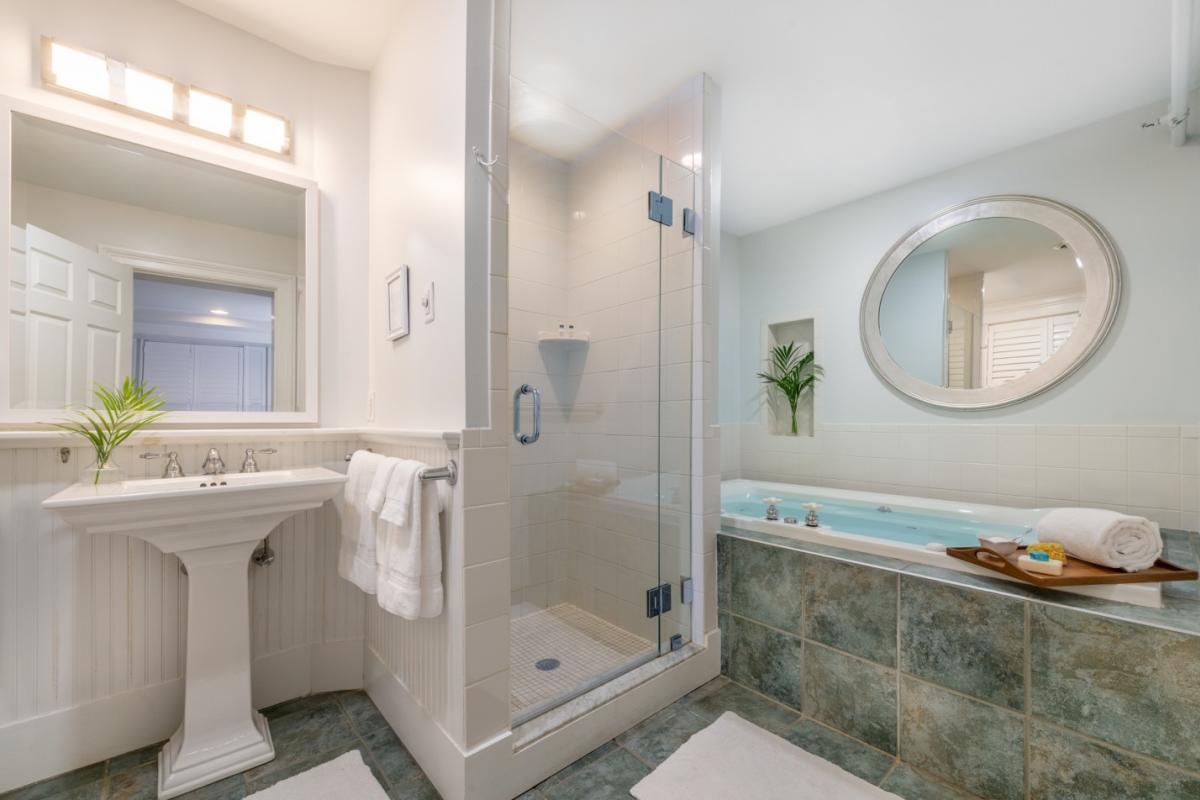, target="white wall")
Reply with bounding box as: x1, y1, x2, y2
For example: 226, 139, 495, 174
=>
0, 0, 370, 426
368, 0, 491, 432
730, 98, 1200, 426
12, 181, 301, 275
